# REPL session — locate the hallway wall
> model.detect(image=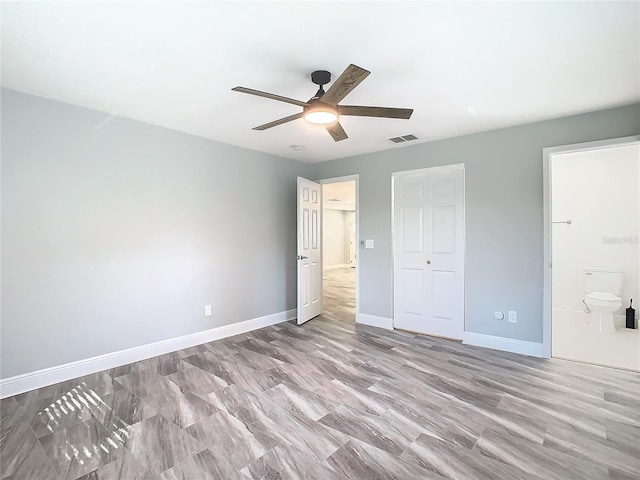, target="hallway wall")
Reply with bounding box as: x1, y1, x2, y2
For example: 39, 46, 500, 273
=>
323, 209, 350, 266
